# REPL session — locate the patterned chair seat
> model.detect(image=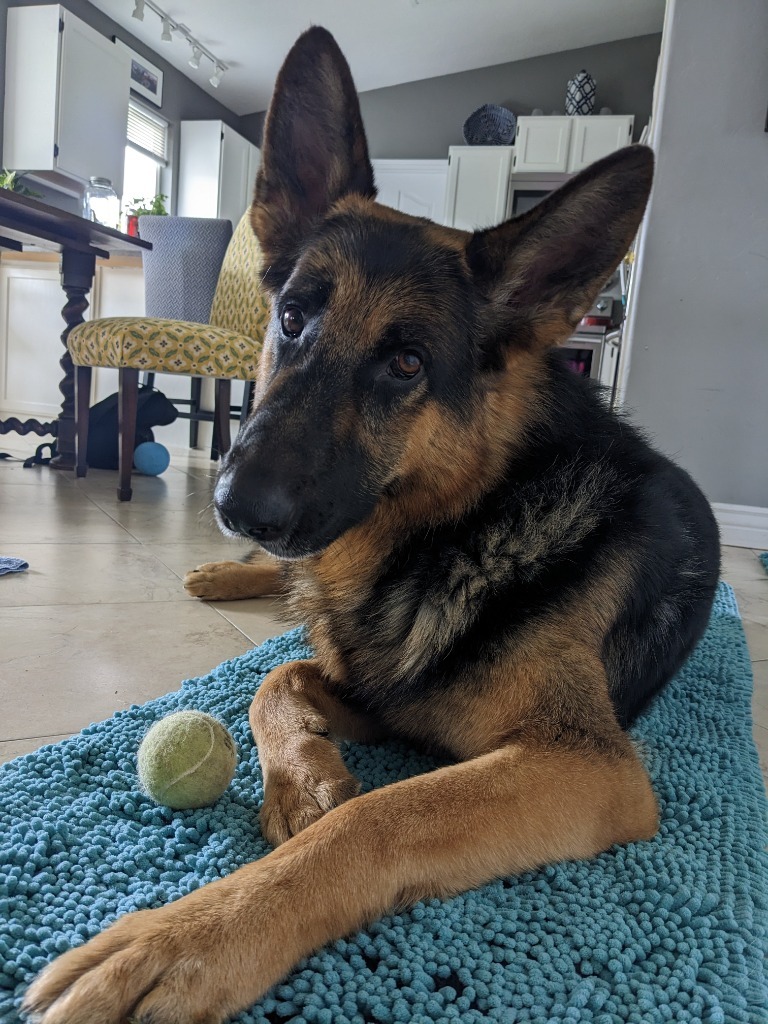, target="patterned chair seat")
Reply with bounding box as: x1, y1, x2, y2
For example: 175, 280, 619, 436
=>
68, 317, 262, 379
